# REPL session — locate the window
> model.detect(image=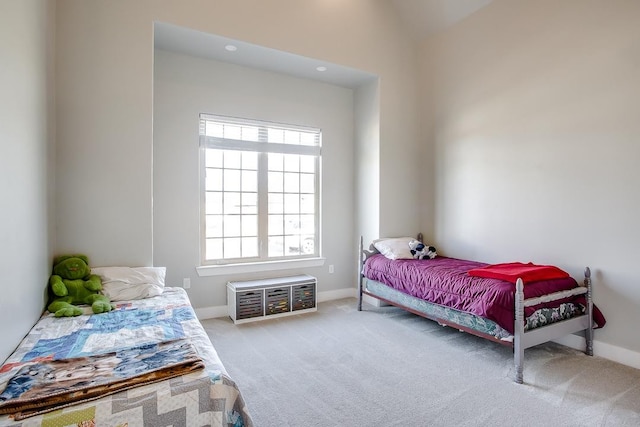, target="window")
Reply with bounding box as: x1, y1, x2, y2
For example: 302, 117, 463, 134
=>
199, 114, 321, 265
